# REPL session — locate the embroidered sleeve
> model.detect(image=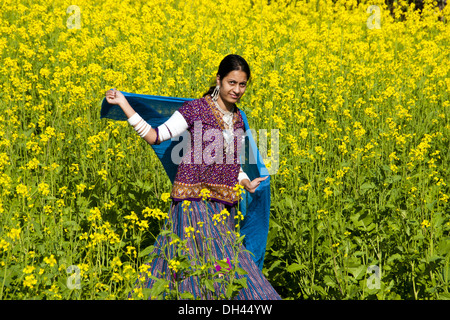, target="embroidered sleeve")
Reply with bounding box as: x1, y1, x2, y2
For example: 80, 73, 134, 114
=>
177, 100, 198, 128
